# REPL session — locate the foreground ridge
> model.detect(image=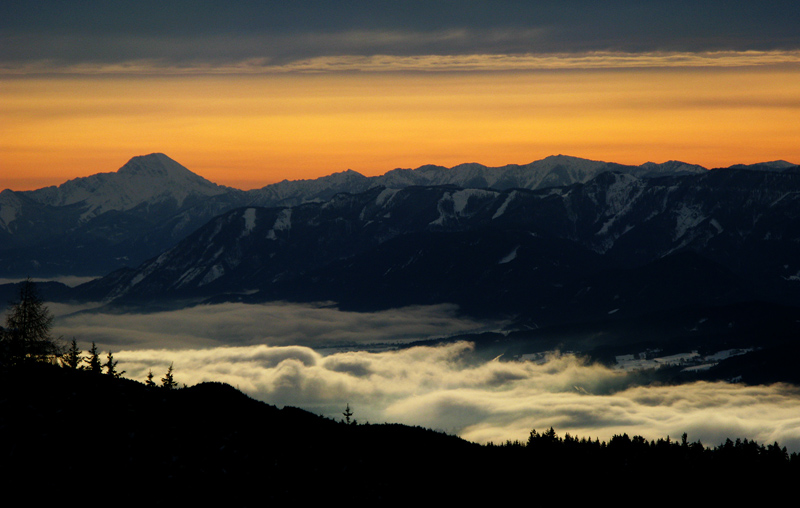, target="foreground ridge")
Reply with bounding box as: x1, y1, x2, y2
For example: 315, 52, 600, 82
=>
2, 363, 796, 503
